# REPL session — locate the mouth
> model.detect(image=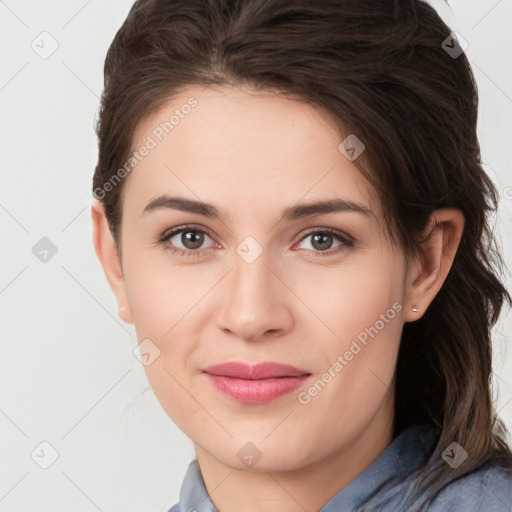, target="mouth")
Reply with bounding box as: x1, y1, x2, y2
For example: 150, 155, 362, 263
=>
202, 361, 311, 403
203, 361, 310, 379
